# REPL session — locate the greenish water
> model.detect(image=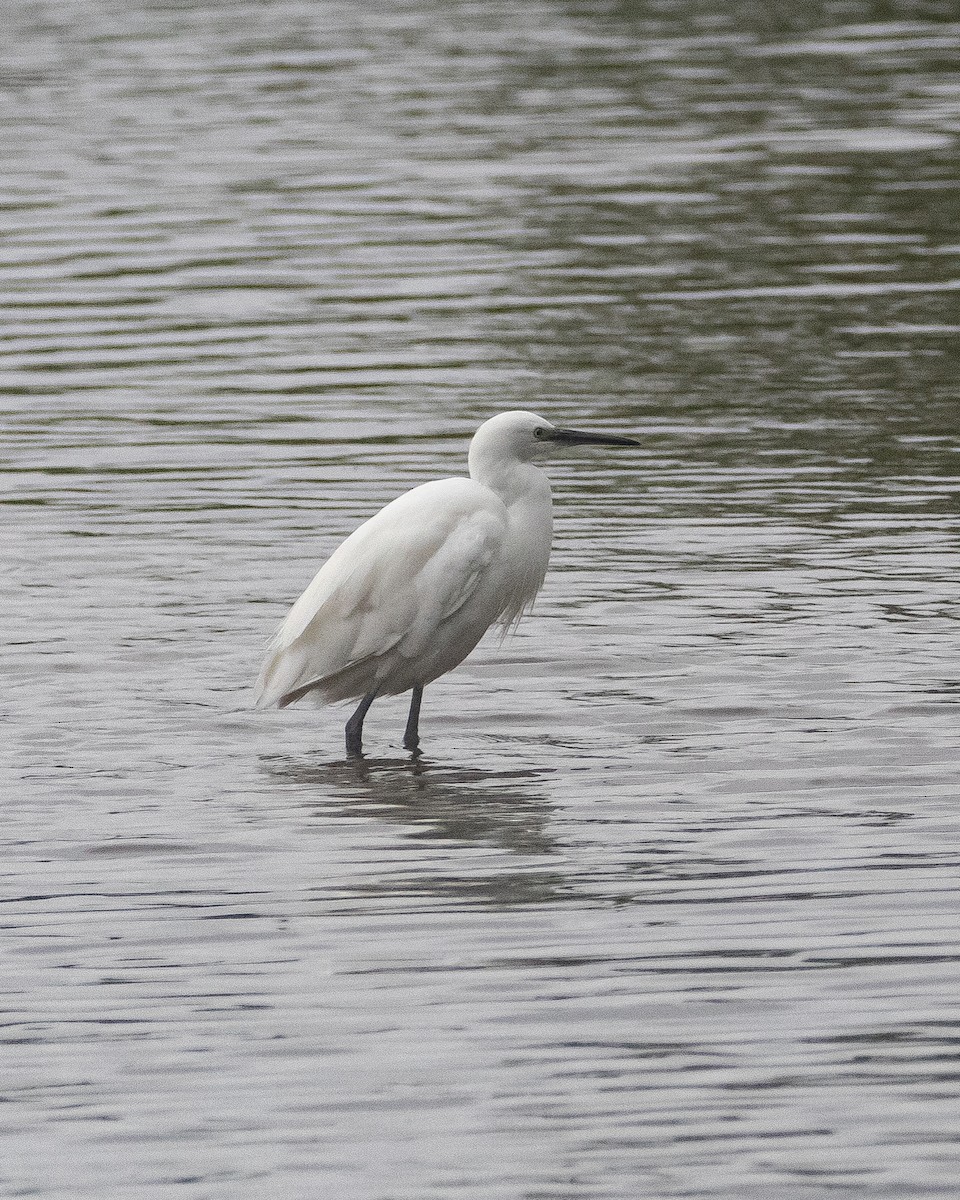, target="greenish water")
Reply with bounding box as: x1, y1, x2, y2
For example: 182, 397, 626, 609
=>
3, 2, 960, 1197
